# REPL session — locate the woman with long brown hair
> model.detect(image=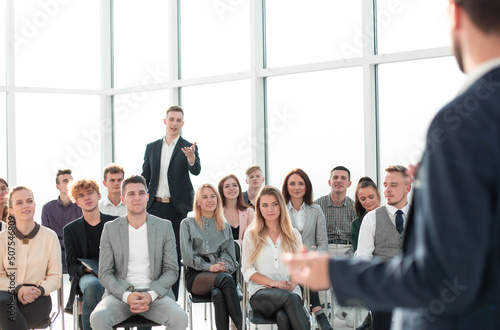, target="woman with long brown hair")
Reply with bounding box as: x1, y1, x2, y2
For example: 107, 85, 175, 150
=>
180, 183, 242, 330
218, 174, 254, 244
241, 186, 309, 329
